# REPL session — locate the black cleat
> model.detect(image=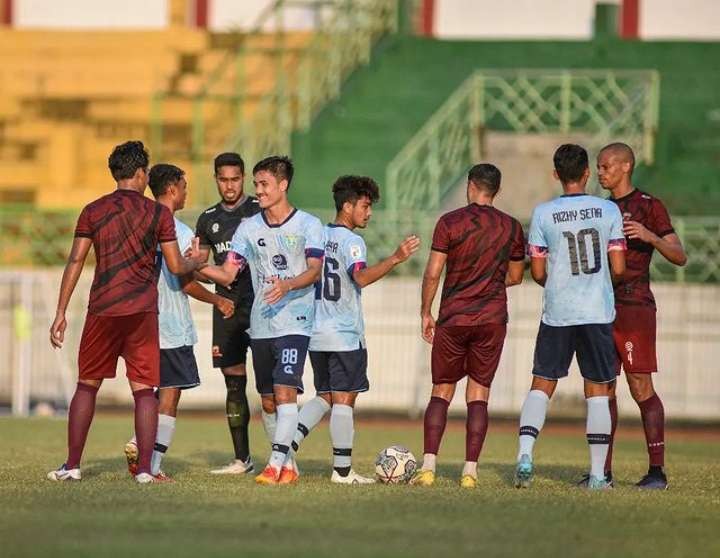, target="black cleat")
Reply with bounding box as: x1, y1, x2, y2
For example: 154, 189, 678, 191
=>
636, 469, 668, 490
